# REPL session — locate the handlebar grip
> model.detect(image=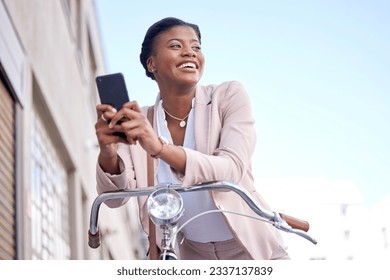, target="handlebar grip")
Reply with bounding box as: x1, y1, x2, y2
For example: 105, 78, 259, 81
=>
279, 213, 310, 232
88, 230, 101, 249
